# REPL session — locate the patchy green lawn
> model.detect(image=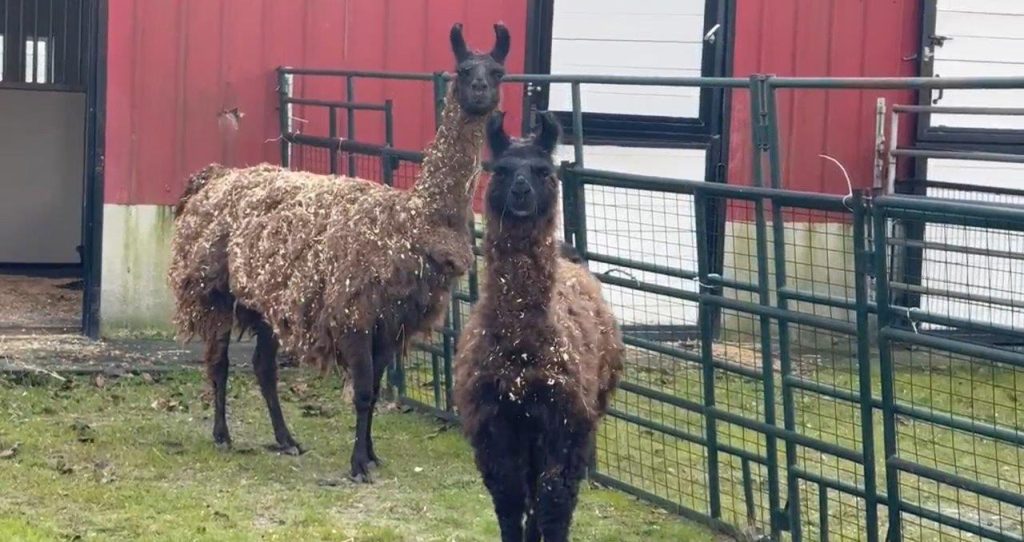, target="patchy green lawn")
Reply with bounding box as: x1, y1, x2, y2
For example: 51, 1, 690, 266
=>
0, 370, 714, 542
